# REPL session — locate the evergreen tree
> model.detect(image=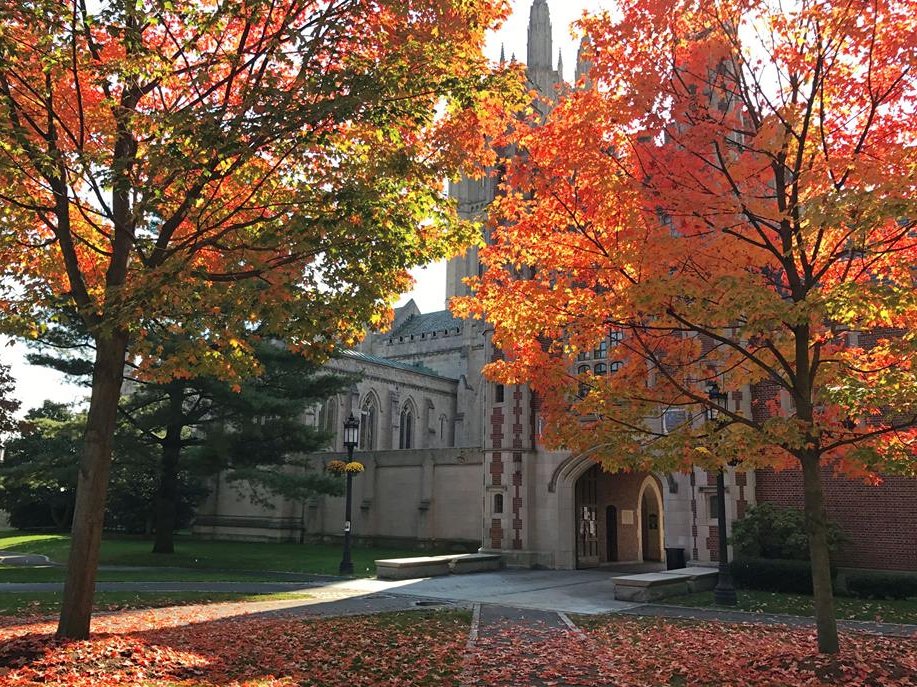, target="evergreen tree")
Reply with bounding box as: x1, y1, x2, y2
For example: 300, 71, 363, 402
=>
28, 323, 348, 553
